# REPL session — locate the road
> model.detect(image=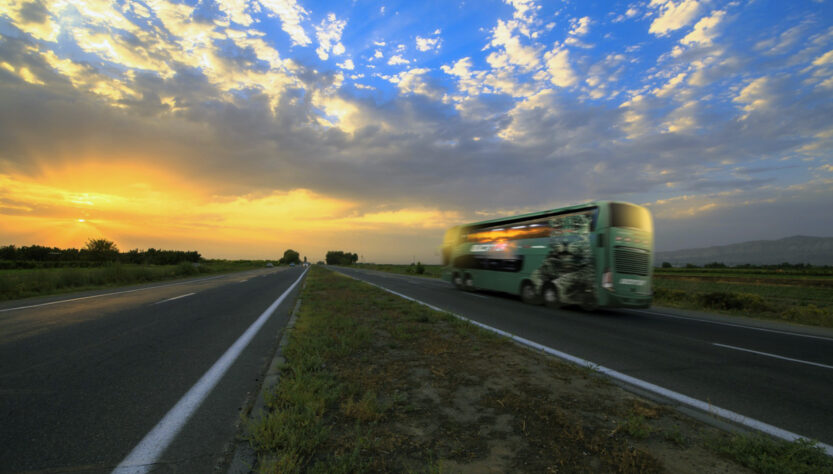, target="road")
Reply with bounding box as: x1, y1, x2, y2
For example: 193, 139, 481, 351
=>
333, 267, 833, 448
0, 266, 306, 473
